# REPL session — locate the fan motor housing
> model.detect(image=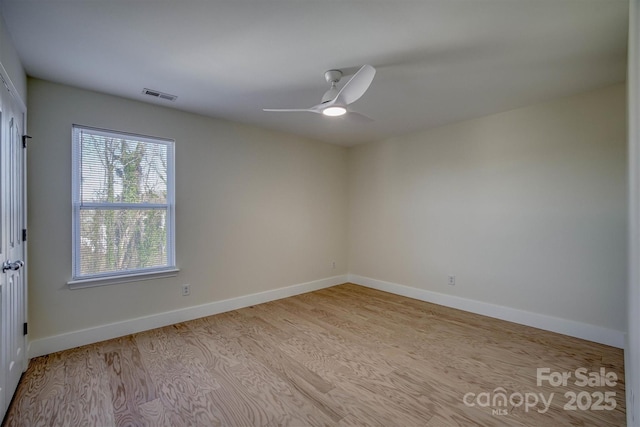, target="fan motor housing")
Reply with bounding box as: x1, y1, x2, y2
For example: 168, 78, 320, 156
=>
324, 69, 343, 84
